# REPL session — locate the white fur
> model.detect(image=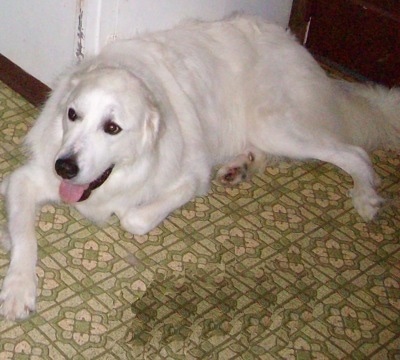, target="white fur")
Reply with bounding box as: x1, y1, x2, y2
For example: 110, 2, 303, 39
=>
1, 15, 399, 320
